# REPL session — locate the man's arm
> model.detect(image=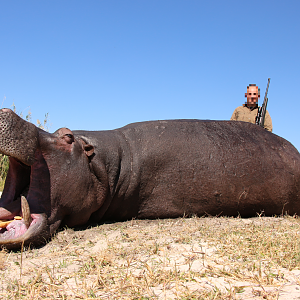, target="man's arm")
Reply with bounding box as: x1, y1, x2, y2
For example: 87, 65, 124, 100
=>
230, 108, 238, 121
264, 110, 273, 132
